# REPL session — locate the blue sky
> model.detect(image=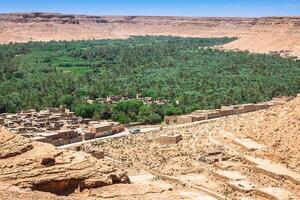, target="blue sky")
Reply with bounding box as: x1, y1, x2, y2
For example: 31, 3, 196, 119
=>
0, 0, 299, 17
